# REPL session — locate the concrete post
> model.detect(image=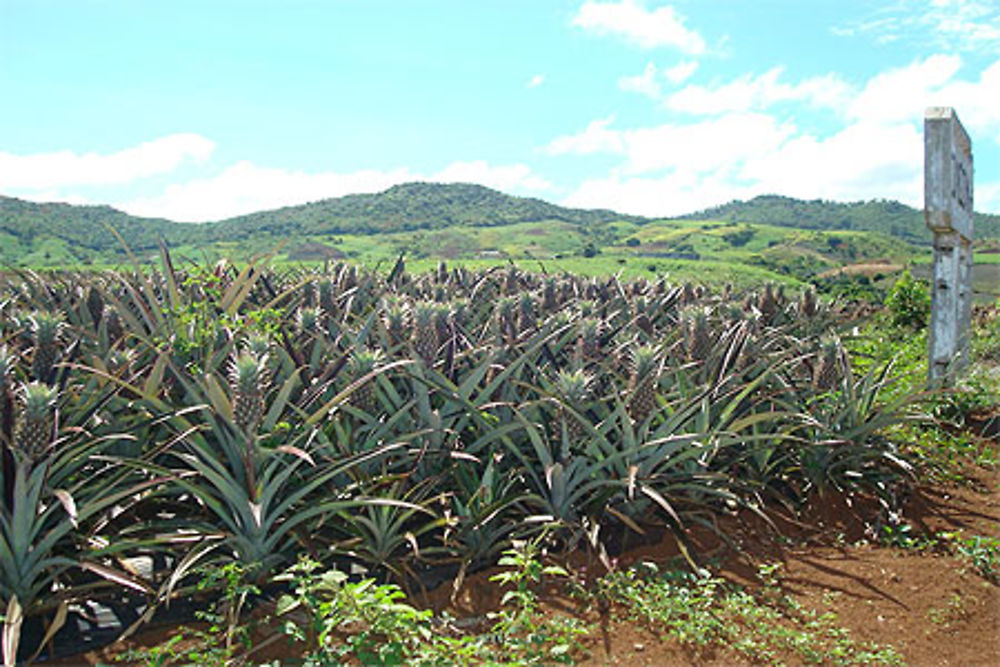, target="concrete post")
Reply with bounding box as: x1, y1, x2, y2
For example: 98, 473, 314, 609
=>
924, 107, 974, 383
